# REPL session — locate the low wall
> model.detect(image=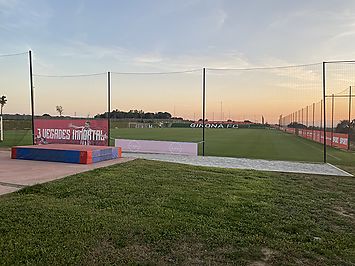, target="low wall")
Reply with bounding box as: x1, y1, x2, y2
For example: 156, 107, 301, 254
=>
115, 139, 198, 156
